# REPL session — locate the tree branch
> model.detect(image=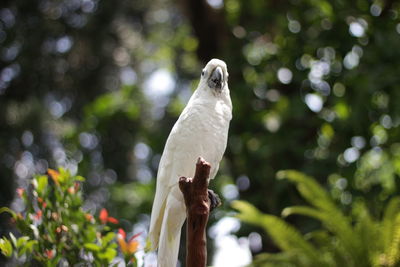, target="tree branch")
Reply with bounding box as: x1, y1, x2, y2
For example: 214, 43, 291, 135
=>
178, 157, 221, 267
